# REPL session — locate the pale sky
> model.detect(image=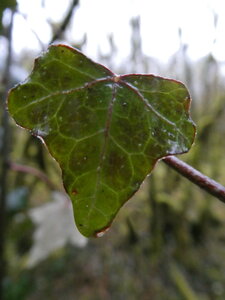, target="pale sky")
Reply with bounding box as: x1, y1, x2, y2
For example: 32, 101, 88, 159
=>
10, 0, 225, 65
